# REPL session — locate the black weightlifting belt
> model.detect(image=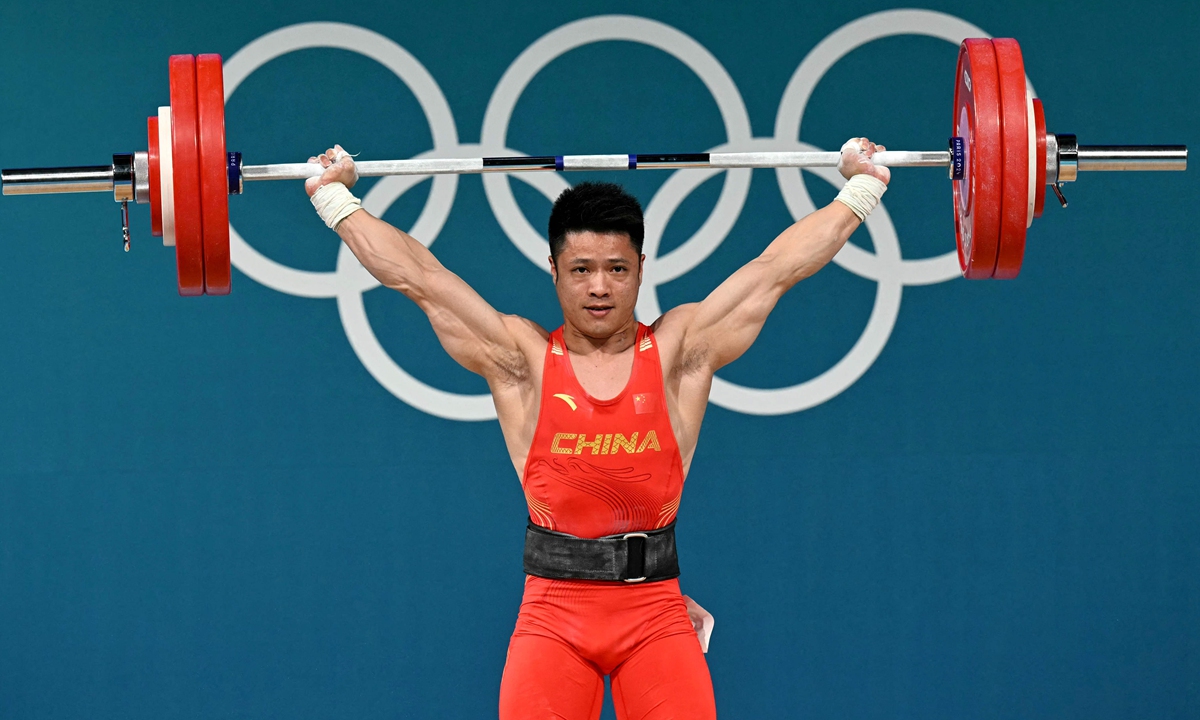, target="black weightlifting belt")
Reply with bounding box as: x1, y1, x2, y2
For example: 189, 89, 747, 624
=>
523, 520, 680, 583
